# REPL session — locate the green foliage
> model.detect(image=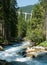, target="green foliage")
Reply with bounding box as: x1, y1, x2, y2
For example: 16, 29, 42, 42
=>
39, 0, 47, 40
39, 41, 47, 47
26, 4, 45, 43
0, 0, 4, 43
26, 19, 31, 39
2, 0, 18, 42
17, 11, 27, 40
40, 0, 47, 12
9, 0, 18, 41
0, 0, 3, 20
19, 5, 34, 13
0, 0, 46, 44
